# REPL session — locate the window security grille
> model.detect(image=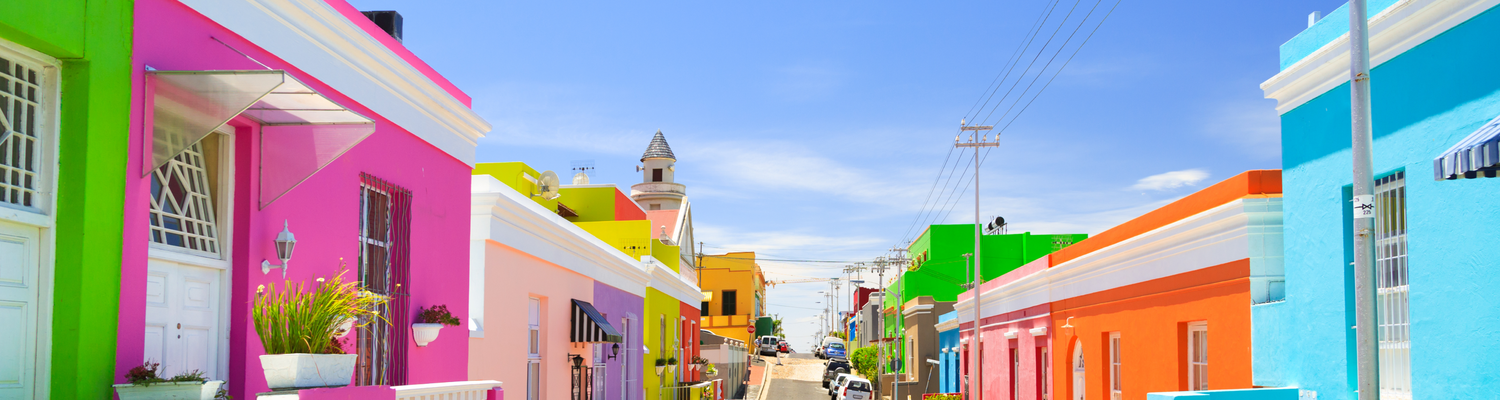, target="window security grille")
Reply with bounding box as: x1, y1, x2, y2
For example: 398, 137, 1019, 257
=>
149, 140, 220, 256
356, 174, 411, 386
1188, 323, 1208, 391
528, 297, 541, 400
1375, 172, 1411, 398
0, 53, 43, 209
1110, 334, 1122, 399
